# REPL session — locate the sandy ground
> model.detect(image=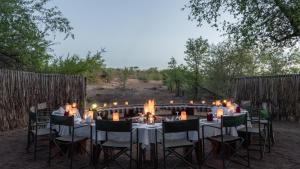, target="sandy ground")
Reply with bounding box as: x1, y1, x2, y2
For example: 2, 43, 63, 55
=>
0, 121, 300, 169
